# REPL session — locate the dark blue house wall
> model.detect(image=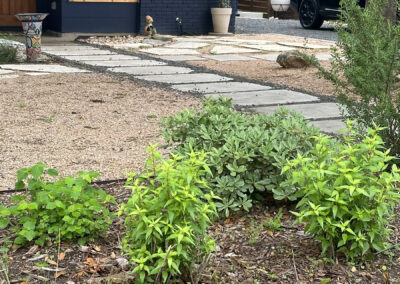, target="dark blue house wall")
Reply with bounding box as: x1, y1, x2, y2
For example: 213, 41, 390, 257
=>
60, 0, 140, 33
140, 0, 237, 35
38, 0, 237, 35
